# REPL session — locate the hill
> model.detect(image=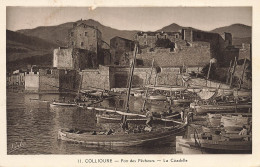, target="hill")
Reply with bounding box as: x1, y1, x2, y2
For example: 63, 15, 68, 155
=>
211, 23, 251, 38
17, 19, 138, 46
157, 23, 183, 32
157, 23, 198, 32
7, 30, 58, 62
